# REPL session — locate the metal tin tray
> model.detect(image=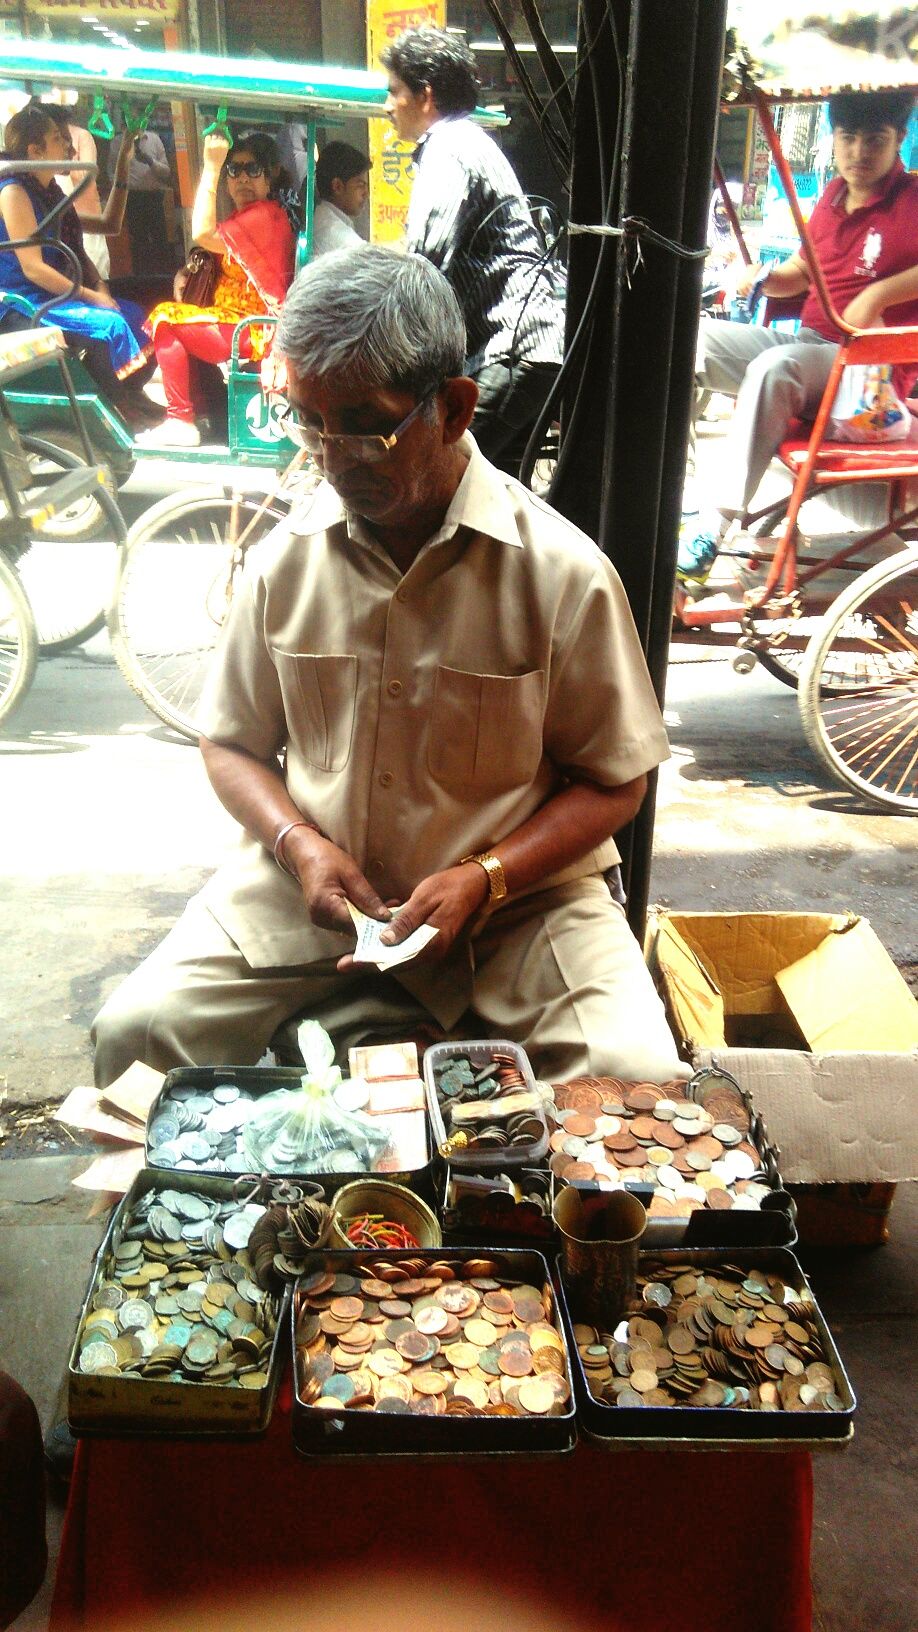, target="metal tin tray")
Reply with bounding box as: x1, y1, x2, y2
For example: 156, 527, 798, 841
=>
292, 1246, 576, 1458
68, 1168, 288, 1439
553, 1065, 797, 1249
145, 1066, 433, 1202
423, 1040, 549, 1170
557, 1246, 855, 1451
440, 1165, 556, 1246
